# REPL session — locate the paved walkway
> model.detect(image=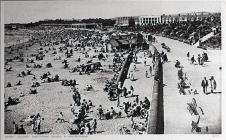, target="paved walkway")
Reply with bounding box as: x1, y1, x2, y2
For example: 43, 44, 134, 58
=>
122, 51, 154, 108
153, 35, 221, 134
